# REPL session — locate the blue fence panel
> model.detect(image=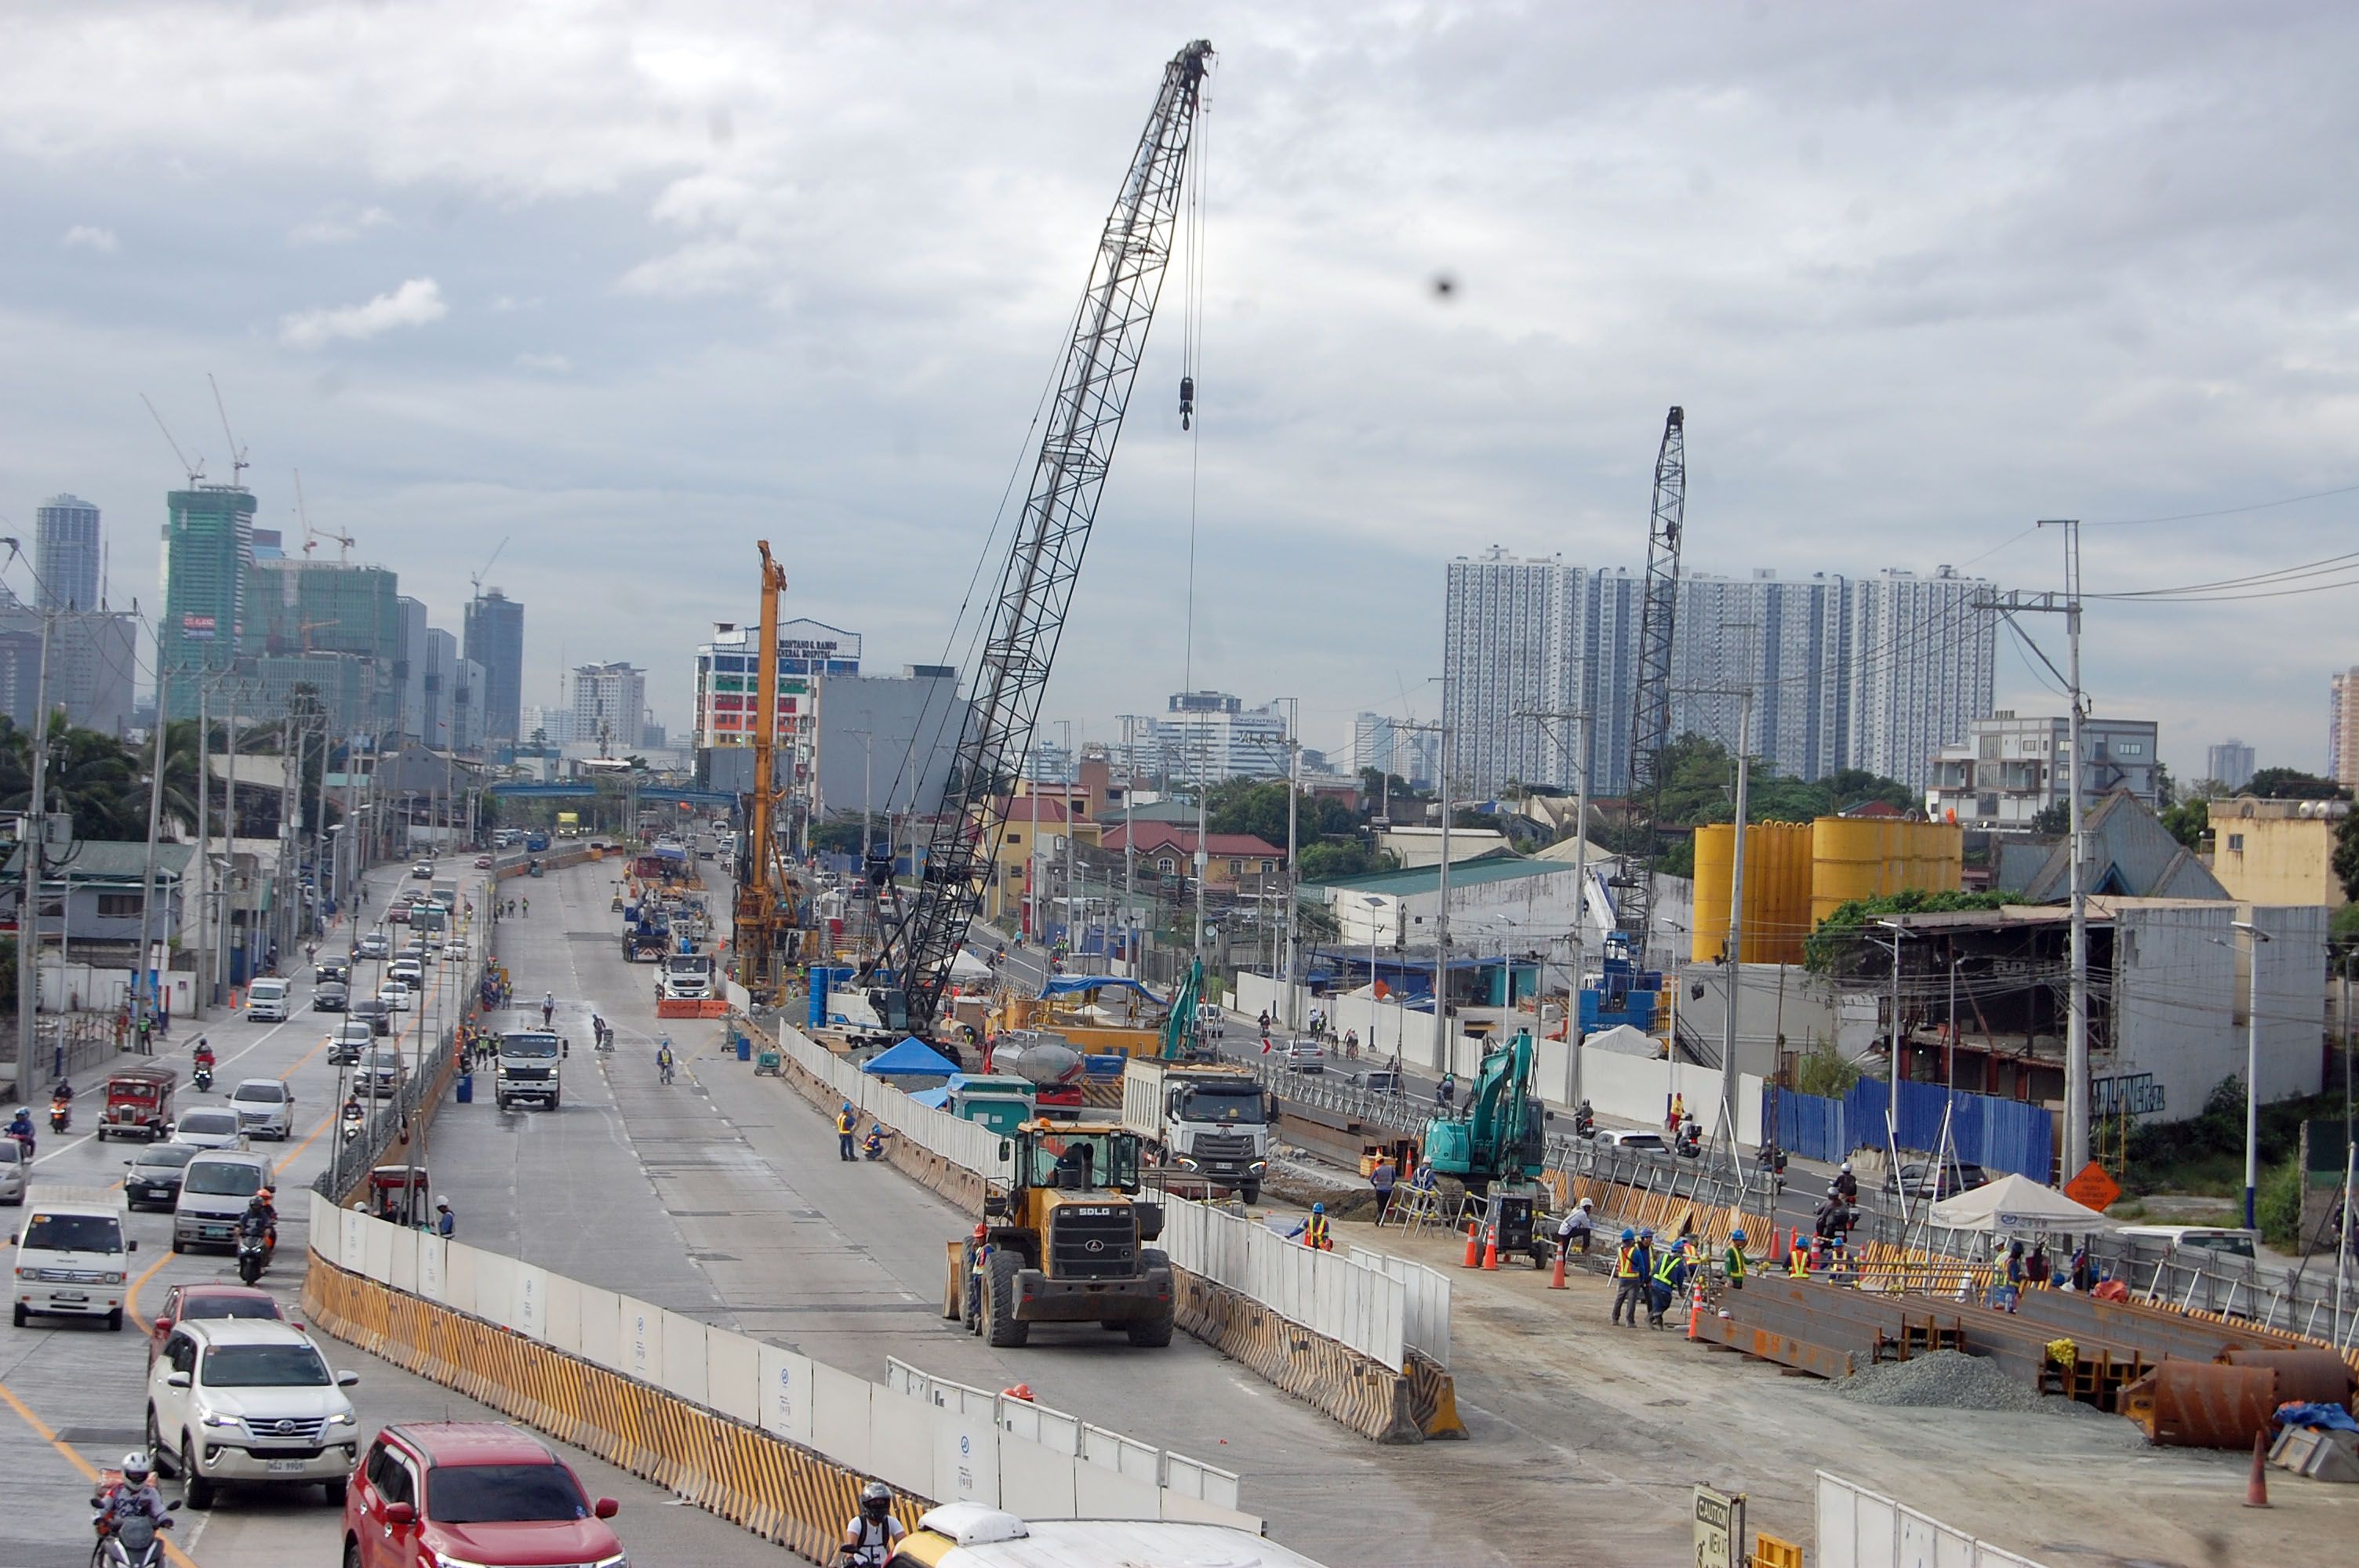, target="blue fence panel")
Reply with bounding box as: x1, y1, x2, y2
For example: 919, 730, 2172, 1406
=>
1765, 1087, 1848, 1163
1762, 1079, 2054, 1180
